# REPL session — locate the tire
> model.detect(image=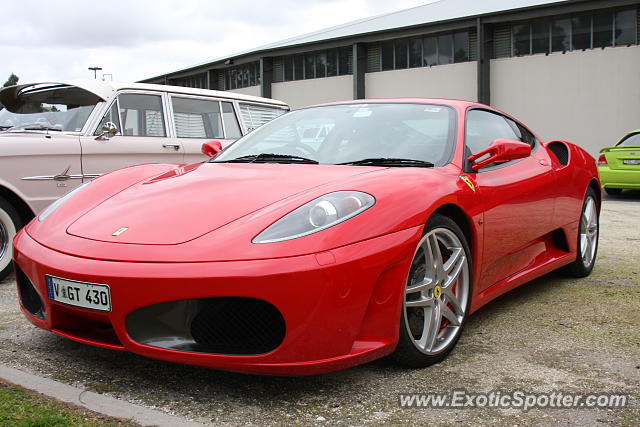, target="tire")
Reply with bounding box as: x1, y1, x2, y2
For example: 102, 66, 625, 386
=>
391, 214, 472, 368
562, 187, 599, 278
604, 188, 622, 196
0, 197, 22, 282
